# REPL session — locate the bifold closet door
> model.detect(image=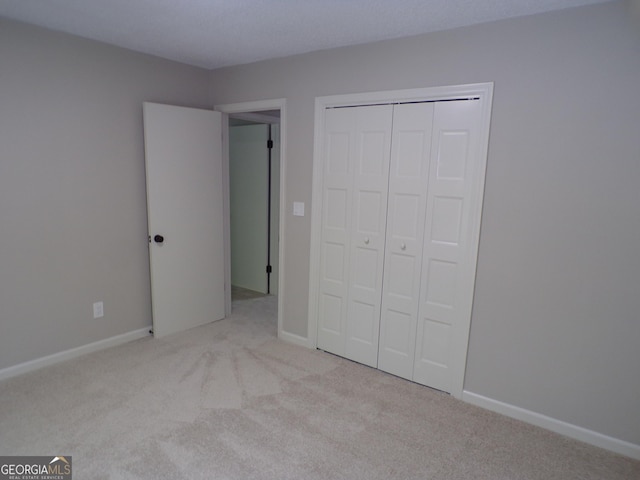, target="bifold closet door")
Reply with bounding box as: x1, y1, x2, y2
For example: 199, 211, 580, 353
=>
413, 99, 483, 393
378, 103, 435, 379
316, 105, 393, 367
315, 92, 489, 395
